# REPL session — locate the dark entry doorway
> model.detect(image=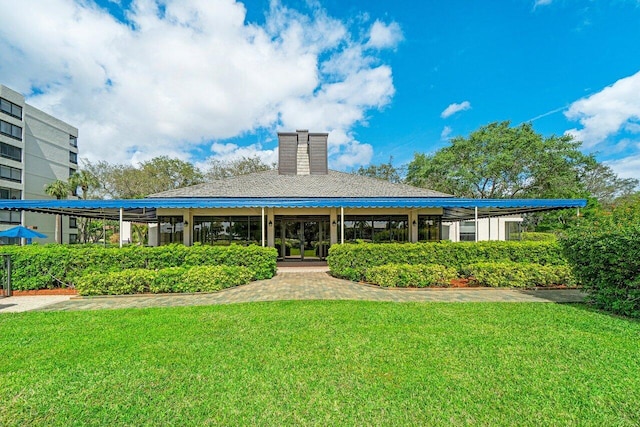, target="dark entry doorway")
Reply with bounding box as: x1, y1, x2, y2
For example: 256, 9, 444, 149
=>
275, 216, 330, 260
